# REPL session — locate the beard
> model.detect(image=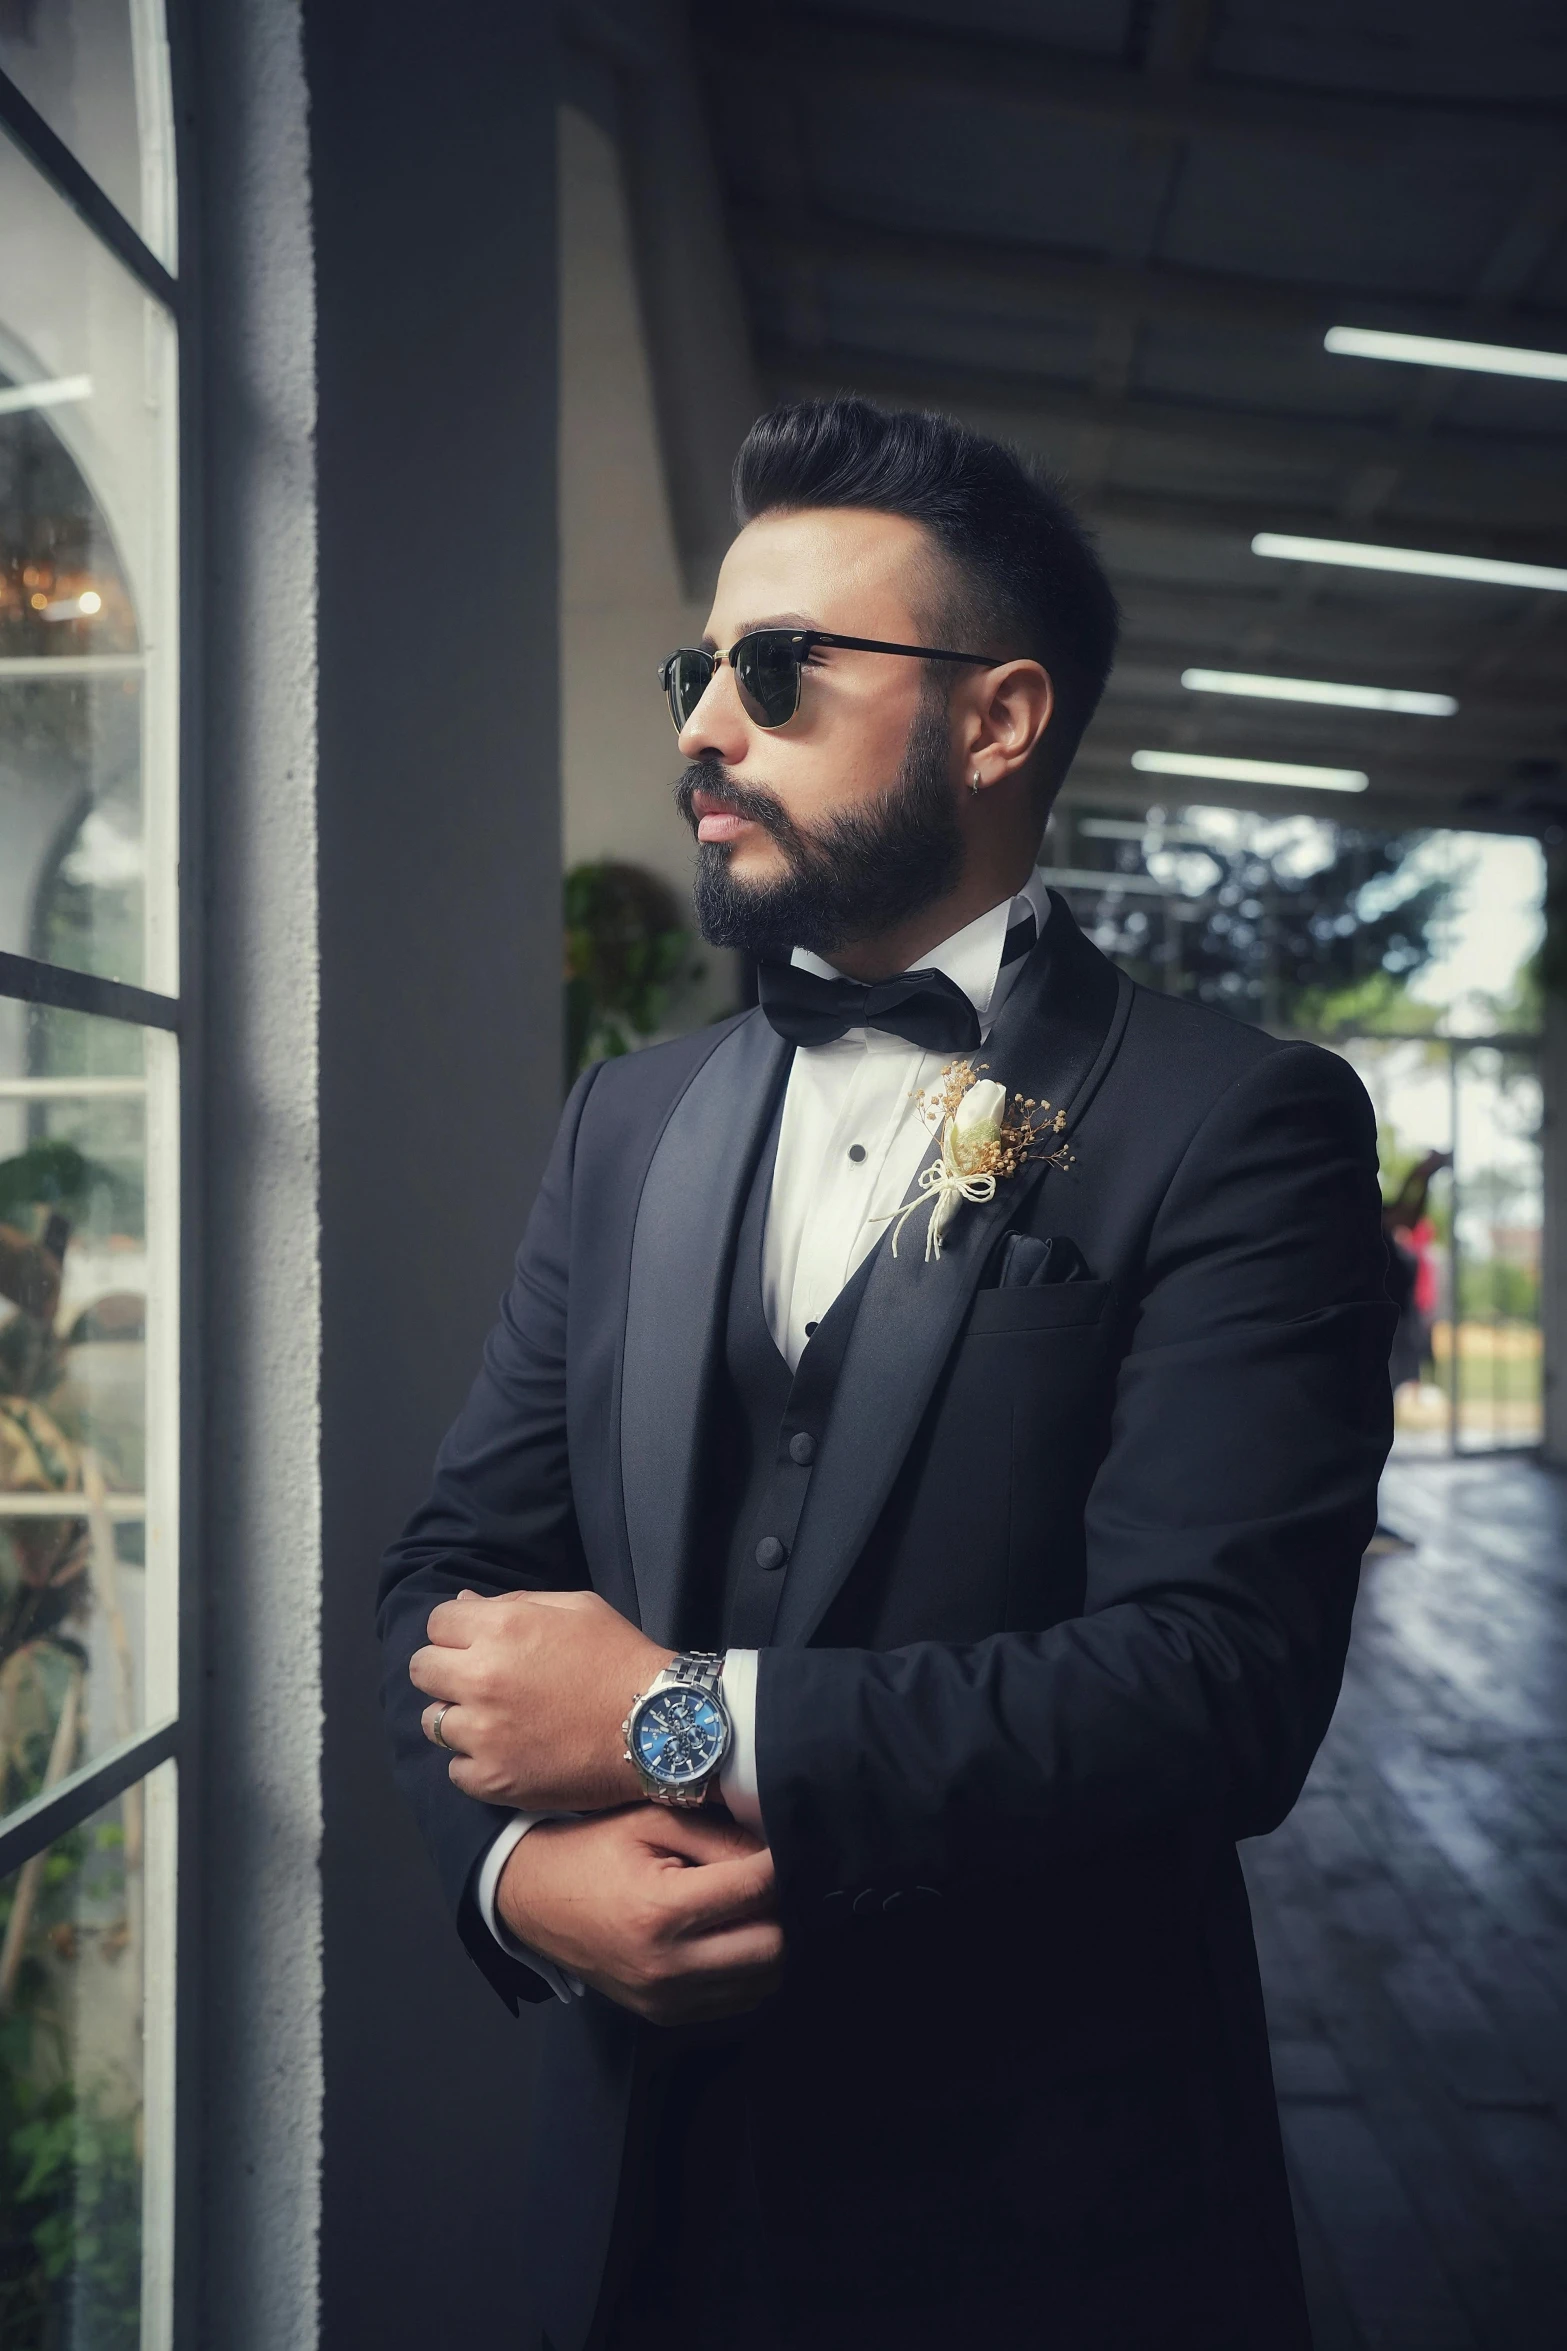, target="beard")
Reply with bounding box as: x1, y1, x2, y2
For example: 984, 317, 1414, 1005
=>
675, 696, 964, 959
